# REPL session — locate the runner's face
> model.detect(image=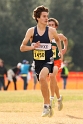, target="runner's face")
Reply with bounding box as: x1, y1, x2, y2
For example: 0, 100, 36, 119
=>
48, 21, 56, 28
37, 12, 48, 25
